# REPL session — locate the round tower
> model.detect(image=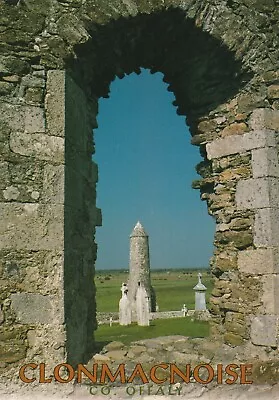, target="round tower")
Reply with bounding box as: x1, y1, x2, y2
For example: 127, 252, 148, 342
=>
128, 221, 156, 312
